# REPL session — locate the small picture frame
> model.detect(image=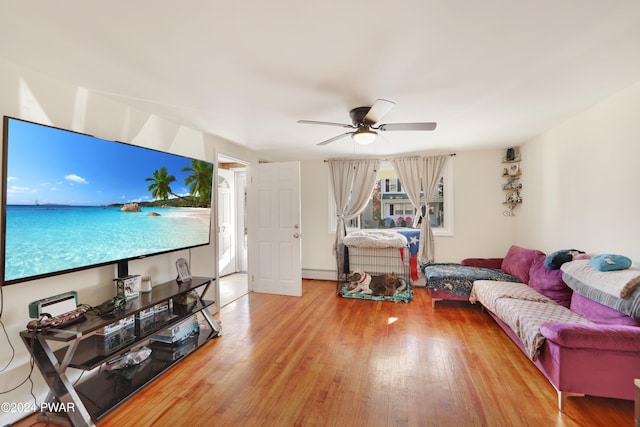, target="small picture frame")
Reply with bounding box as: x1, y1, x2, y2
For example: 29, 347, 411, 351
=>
175, 258, 192, 283
508, 163, 520, 176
